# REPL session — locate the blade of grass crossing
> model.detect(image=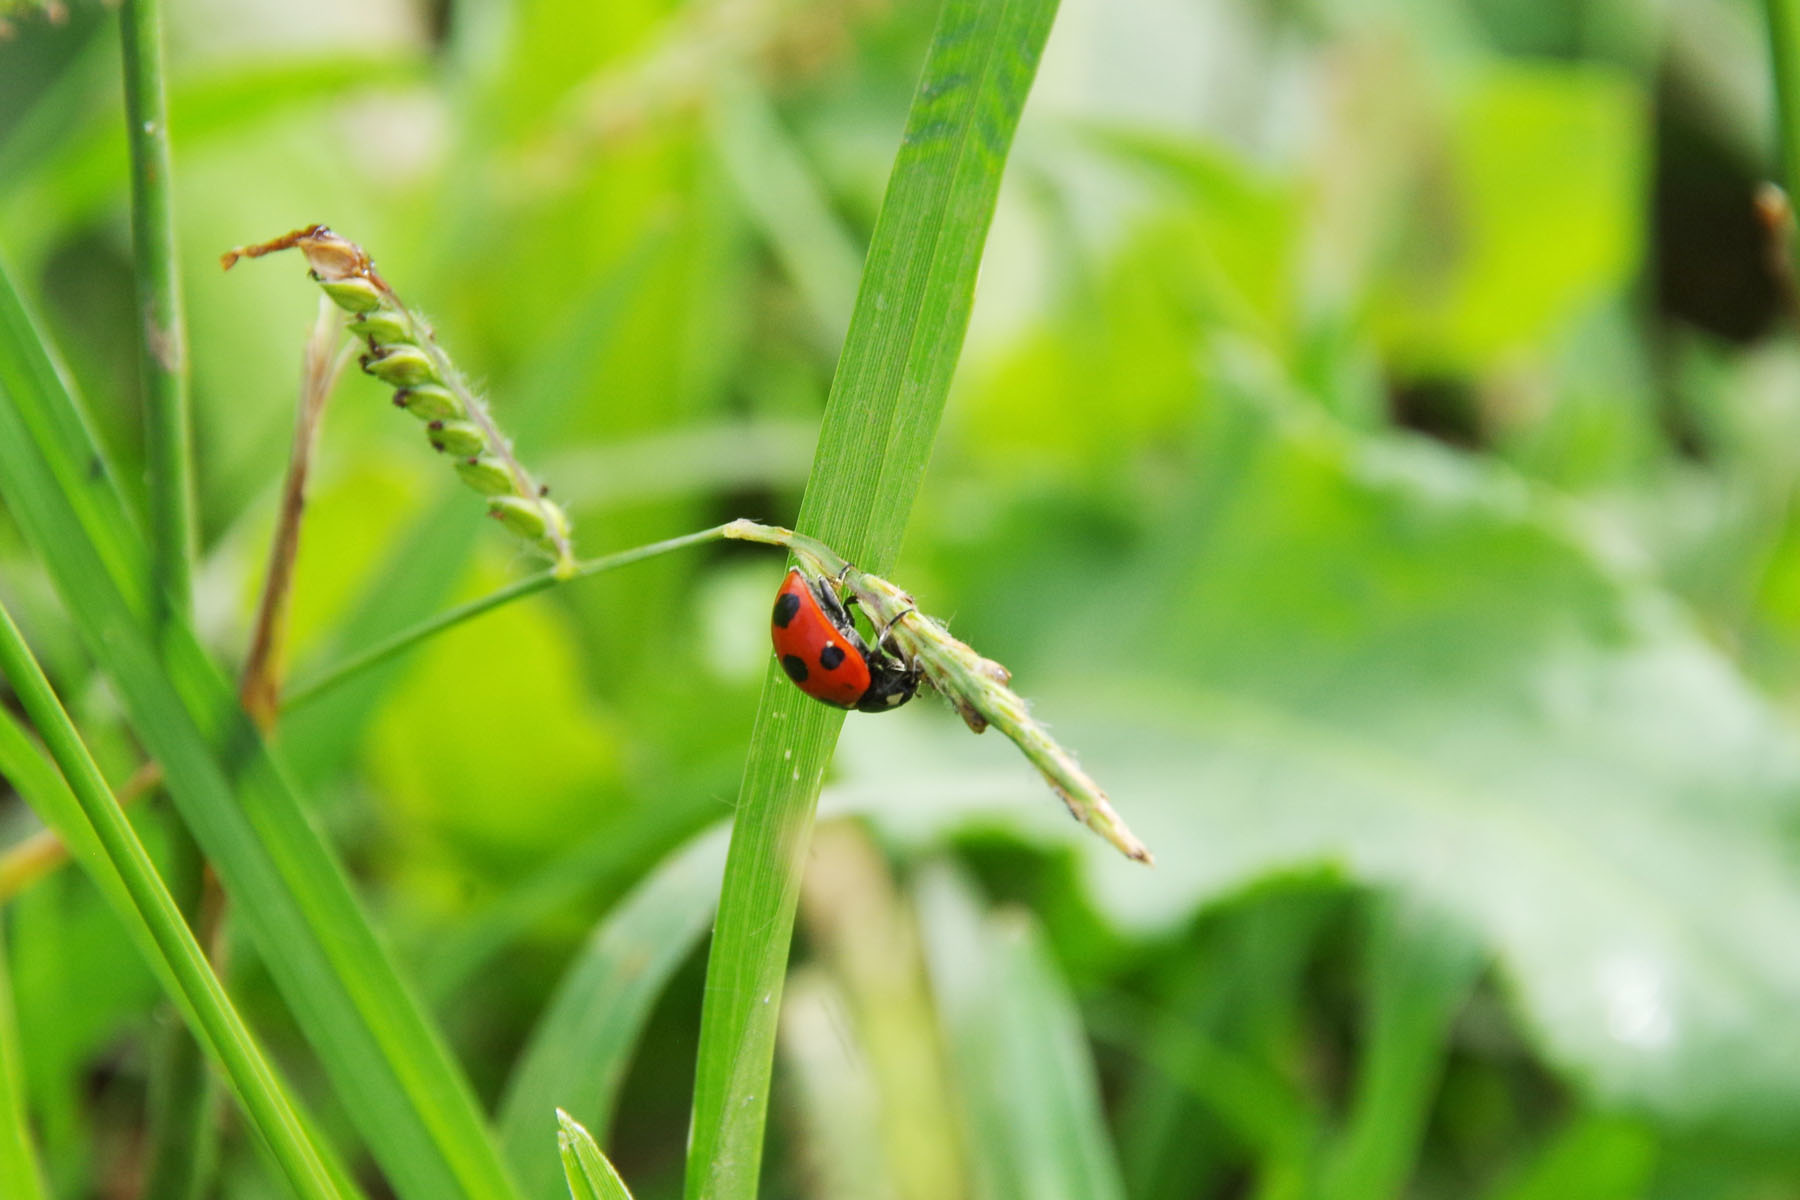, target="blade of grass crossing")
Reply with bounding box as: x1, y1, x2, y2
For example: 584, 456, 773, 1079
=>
499, 830, 726, 1199
0, 921, 49, 1200
556, 1111, 636, 1200
0, 266, 522, 1199
684, 4, 1059, 1197
141, 828, 222, 1200
0, 611, 339, 1198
